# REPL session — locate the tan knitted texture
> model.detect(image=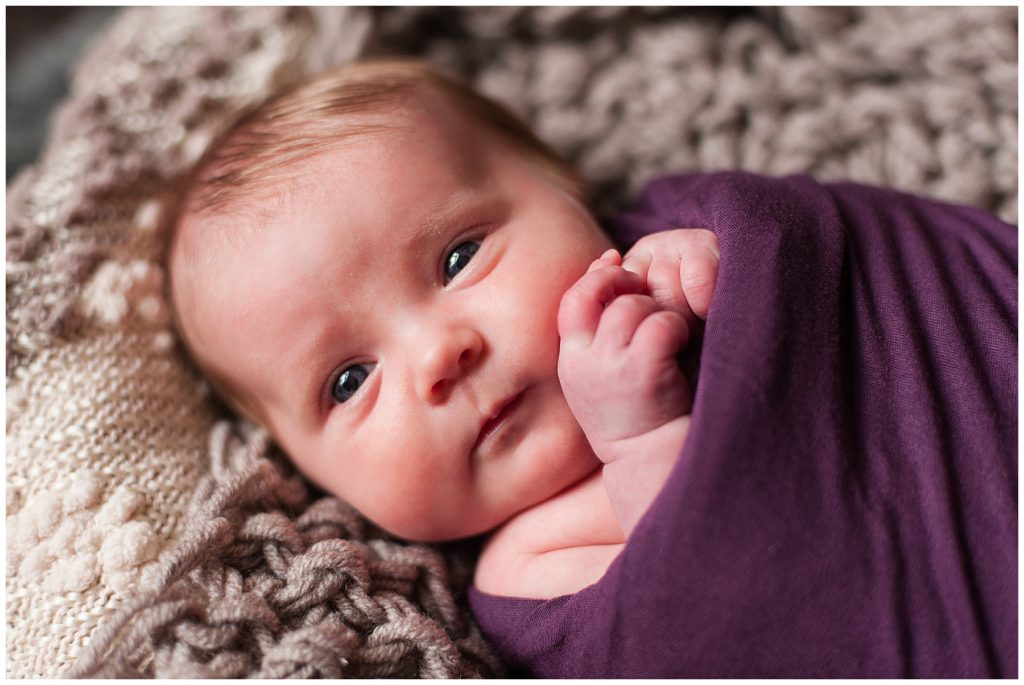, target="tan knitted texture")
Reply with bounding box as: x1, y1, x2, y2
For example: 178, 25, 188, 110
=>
6, 5, 1016, 679
68, 421, 500, 678
5, 7, 377, 677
